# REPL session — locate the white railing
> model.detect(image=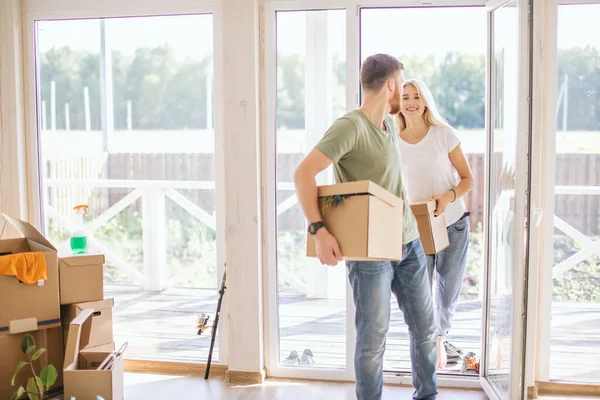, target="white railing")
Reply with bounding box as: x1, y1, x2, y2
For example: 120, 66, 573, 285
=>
44, 179, 599, 290
553, 185, 600, 278
44, 179, 302, 292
